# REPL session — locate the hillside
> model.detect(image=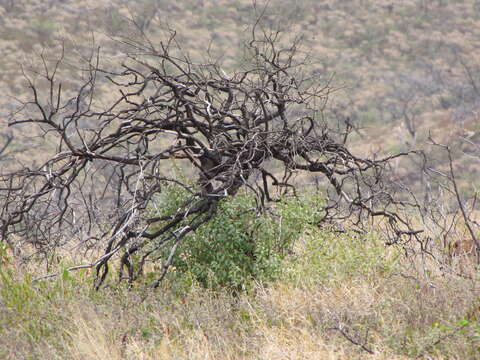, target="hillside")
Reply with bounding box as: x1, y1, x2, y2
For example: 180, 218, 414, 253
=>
1, 0, 479, 180
1, 1, 480, 359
